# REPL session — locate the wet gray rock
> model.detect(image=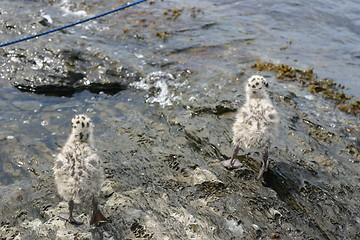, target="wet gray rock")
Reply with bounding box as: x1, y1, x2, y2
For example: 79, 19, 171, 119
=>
2, 80, 358, 239
1, 48, 142, 96
0, 0, 359, 240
